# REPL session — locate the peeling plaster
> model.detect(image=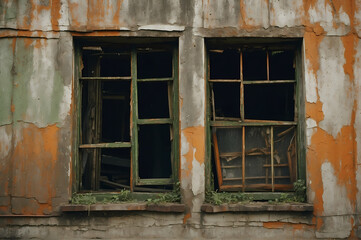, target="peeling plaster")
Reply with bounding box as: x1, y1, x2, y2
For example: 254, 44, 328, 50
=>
270, 0, 303, 28
192, 158, 204, 196
304, 59, 318, 104
306, 118, 317, 146
318, 37, 353, 138
308, 0, 351, 35
138, 25, 185, 32
321, 162, 353, 216
0, 126, 12, 161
